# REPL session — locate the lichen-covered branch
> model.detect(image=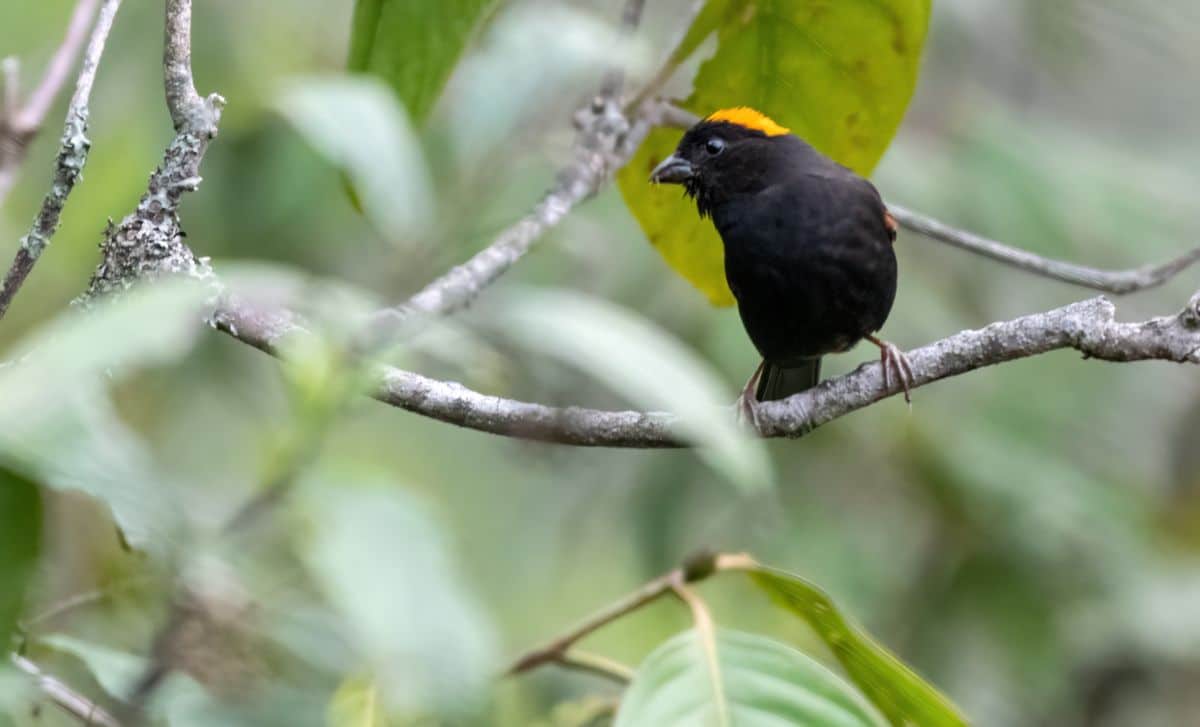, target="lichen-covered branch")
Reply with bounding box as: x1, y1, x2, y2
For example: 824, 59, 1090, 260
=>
0, 0, 121, 320
214, 290, 1200, 448
0, 0, 102, 206
80, 0, 224, 302
162, 0, 221, 135
887, 204, 1200, 295
365, 6, 660, 344
364, 104, 651, 351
